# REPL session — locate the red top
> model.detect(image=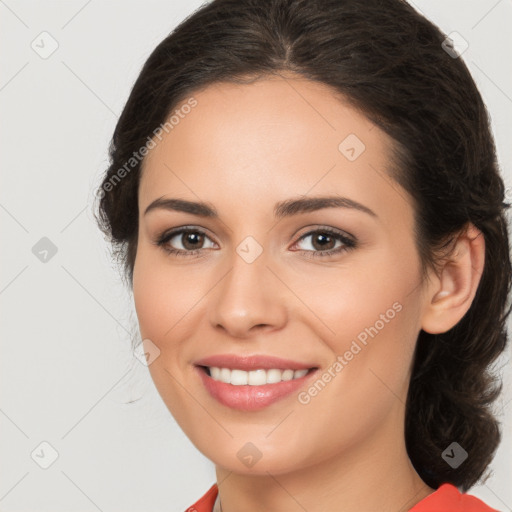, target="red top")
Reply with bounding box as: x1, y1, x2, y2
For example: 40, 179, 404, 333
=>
185, 482, 499, 512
